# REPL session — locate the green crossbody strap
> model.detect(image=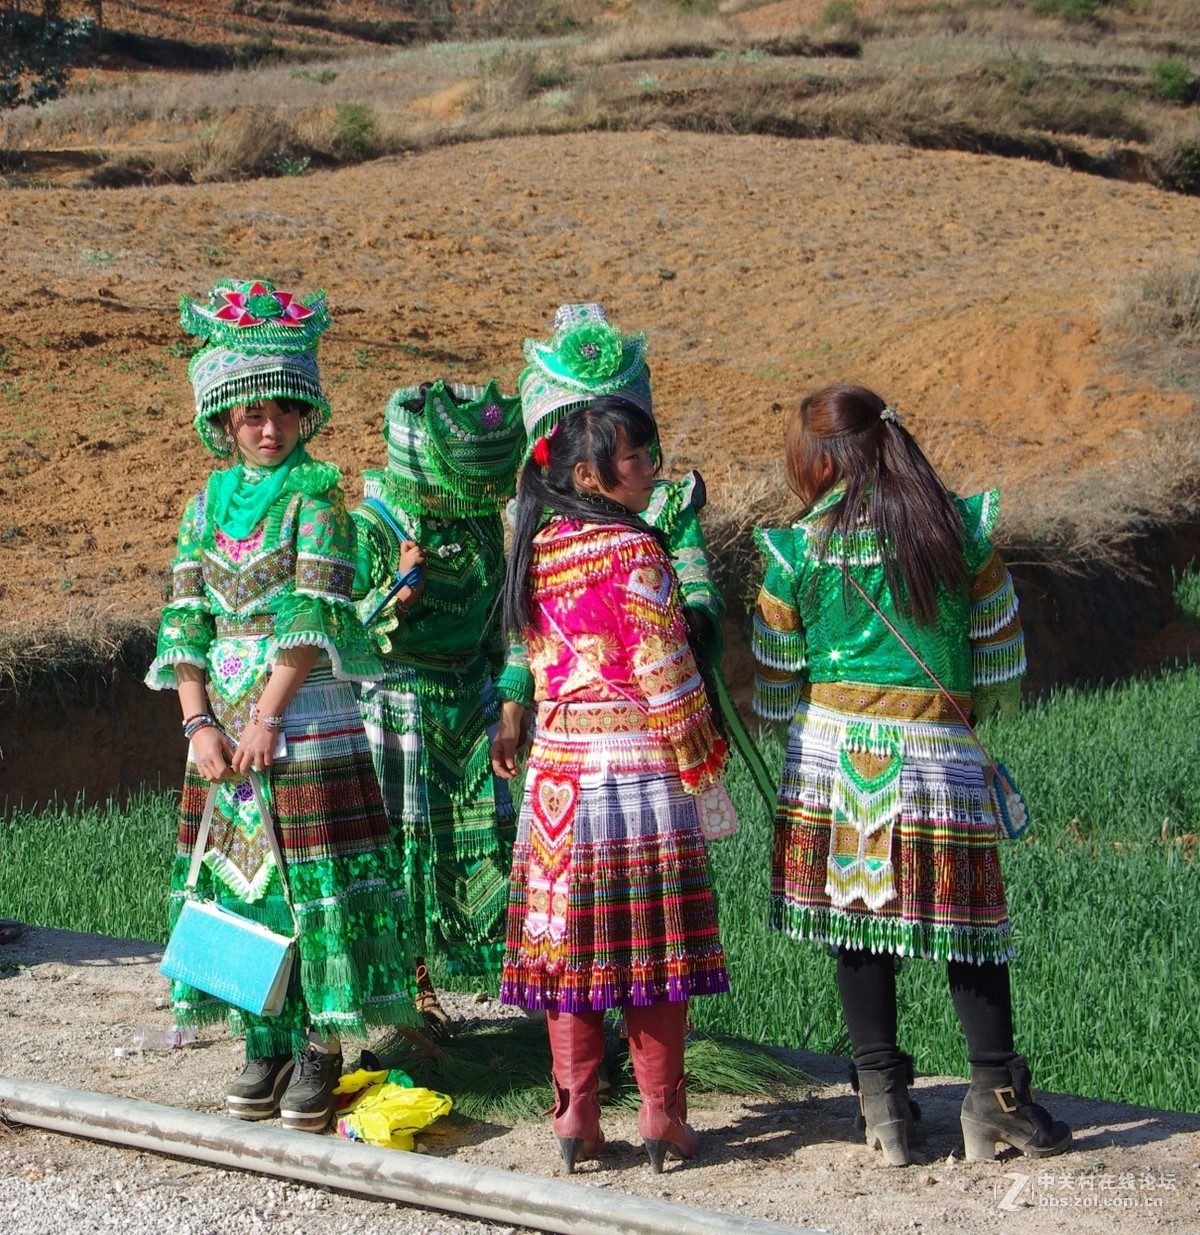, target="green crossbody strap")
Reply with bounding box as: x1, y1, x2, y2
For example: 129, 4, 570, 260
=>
836, 566, 1001, 777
